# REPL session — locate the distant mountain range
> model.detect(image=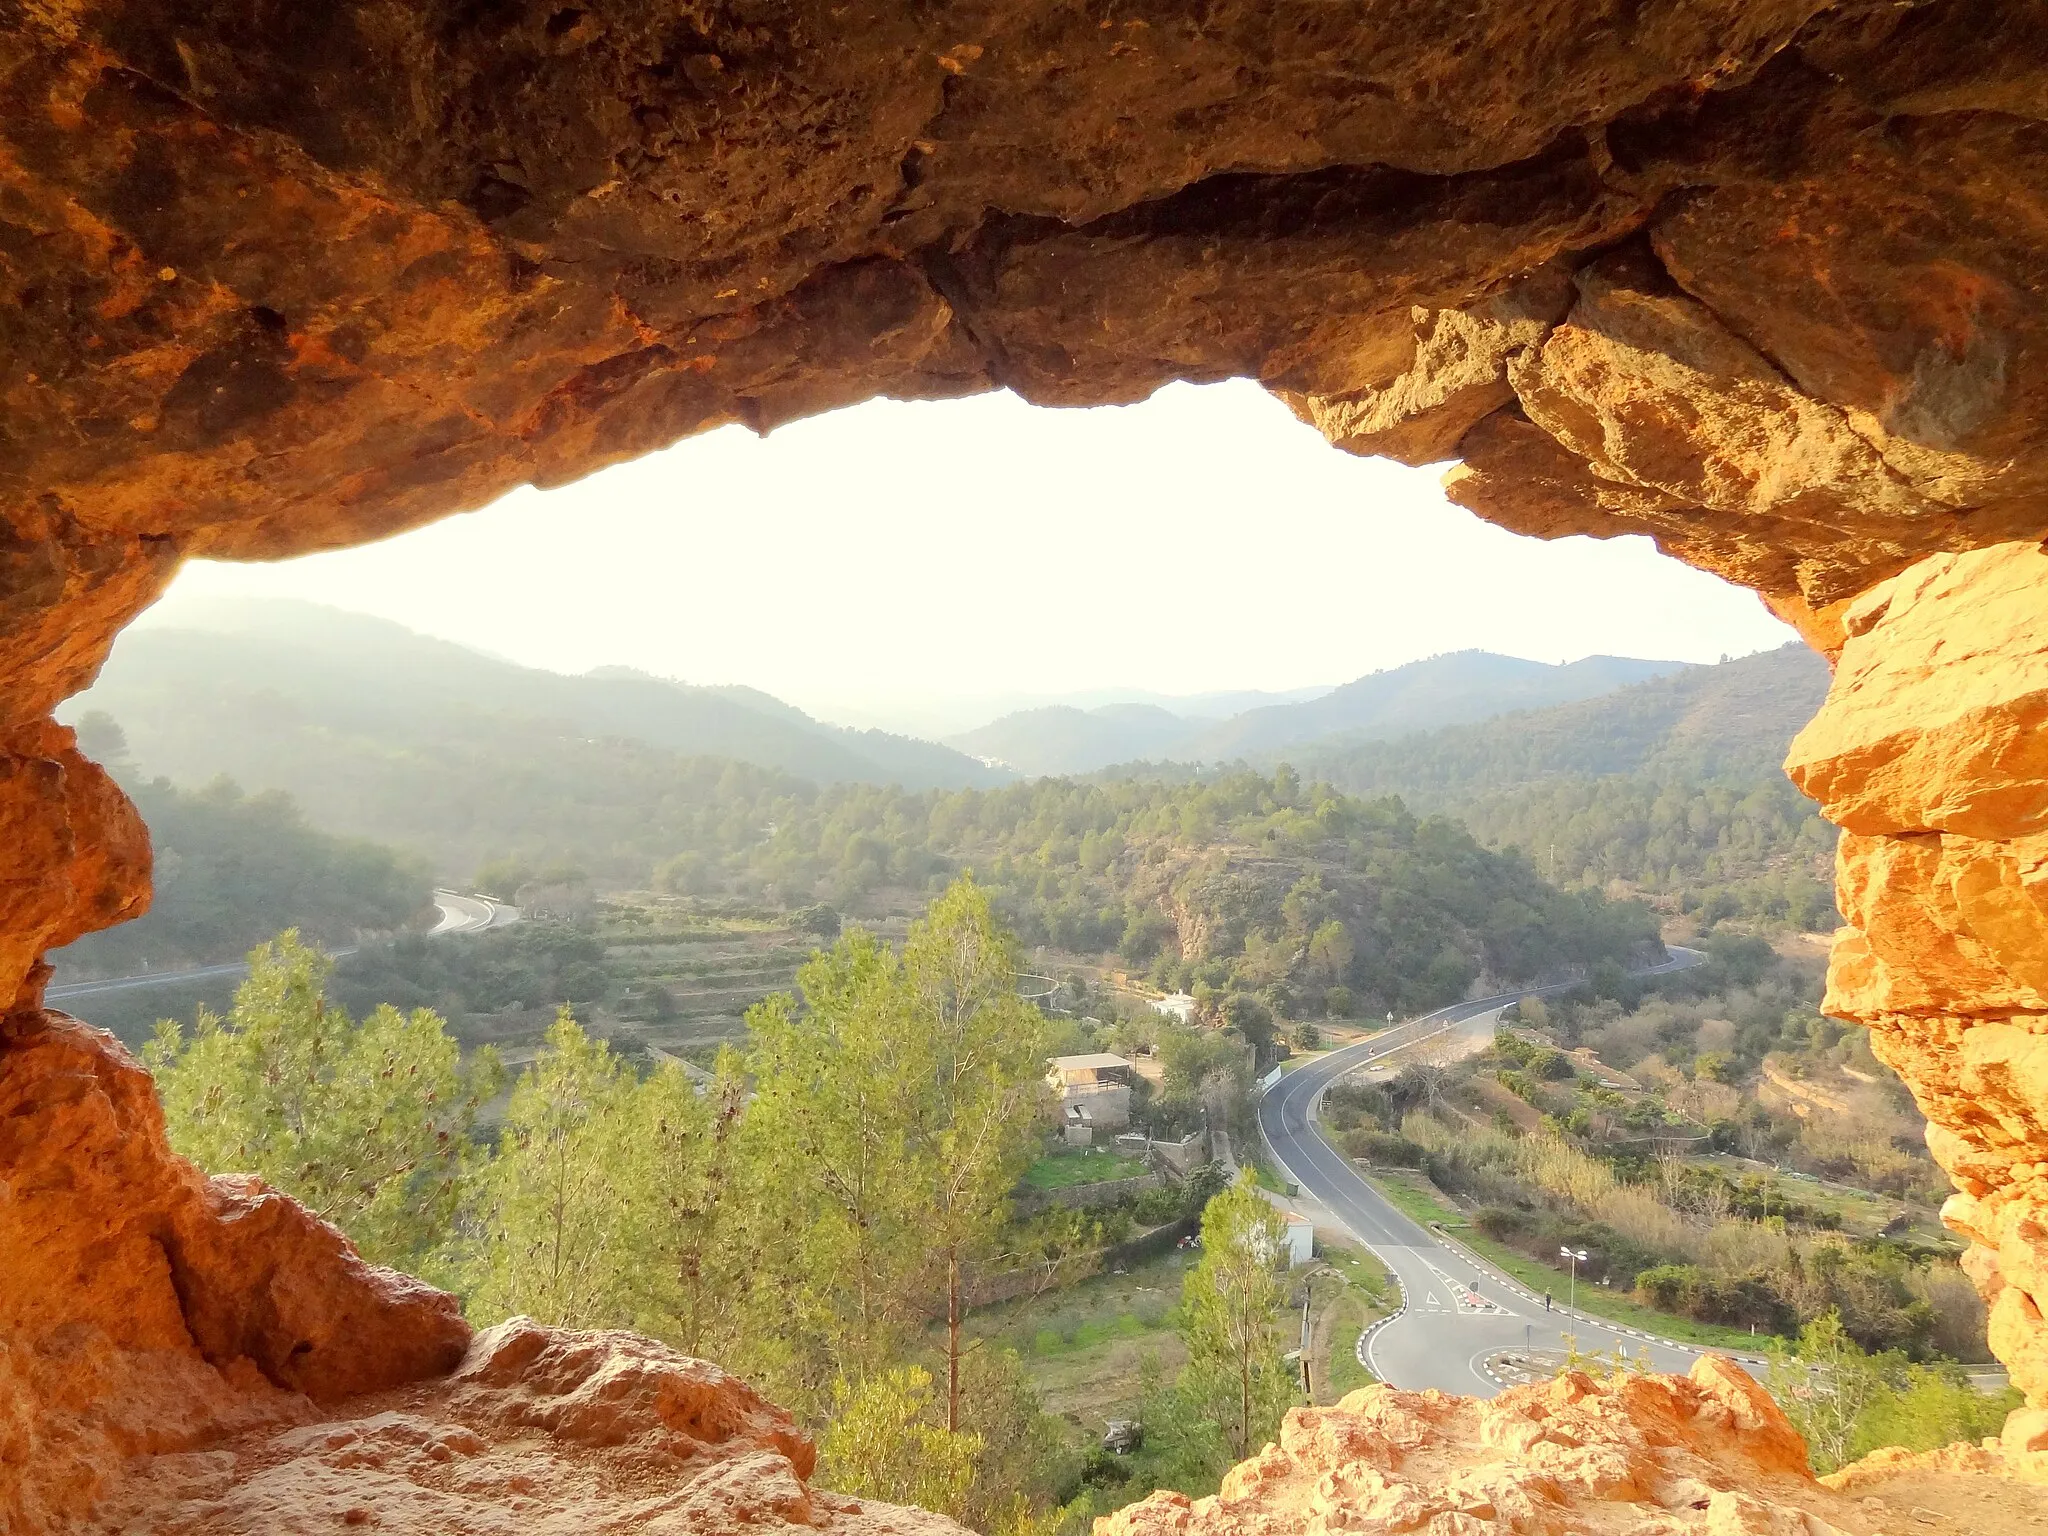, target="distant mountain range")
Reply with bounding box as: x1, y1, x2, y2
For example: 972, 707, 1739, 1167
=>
68, 600, 1825, 876
71, 598, 1009, 794
1292, 642, 1831, 802
948, 651, 1691, 776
